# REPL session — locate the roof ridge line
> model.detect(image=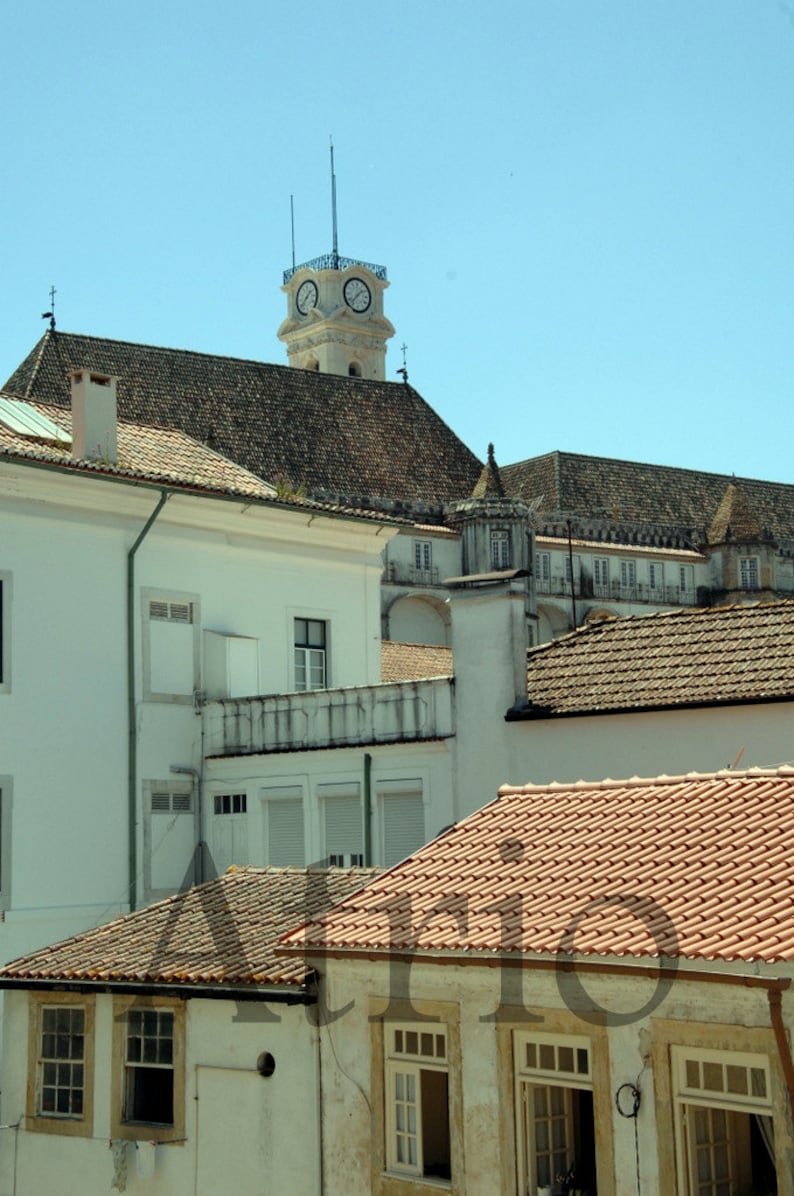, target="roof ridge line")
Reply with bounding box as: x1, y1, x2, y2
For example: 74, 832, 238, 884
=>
497, 765, 794, 796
